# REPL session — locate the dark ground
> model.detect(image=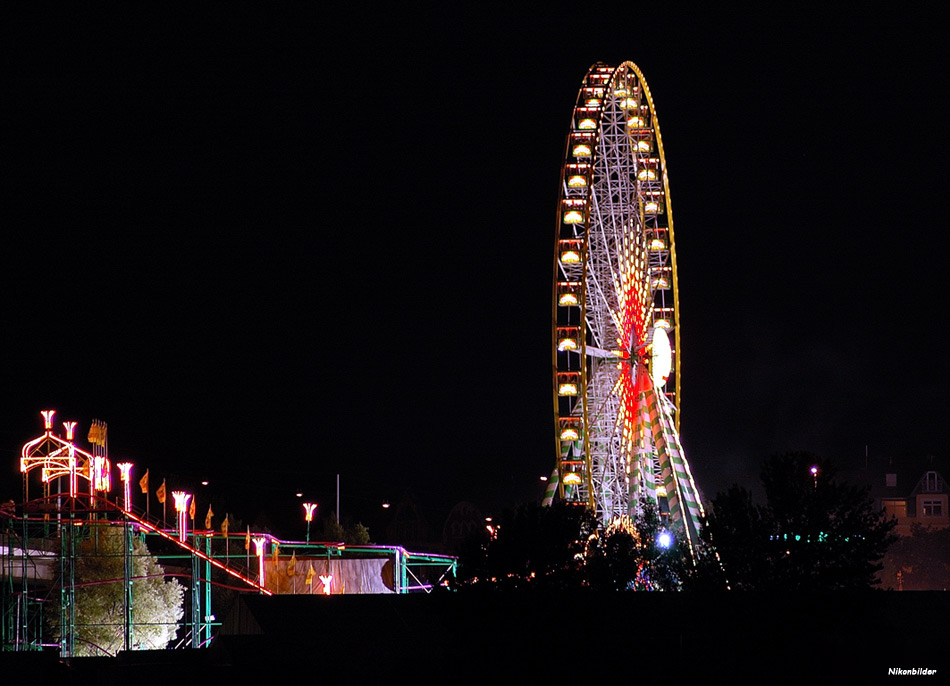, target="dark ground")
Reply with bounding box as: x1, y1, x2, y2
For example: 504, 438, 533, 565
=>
3, 591, 947, 683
